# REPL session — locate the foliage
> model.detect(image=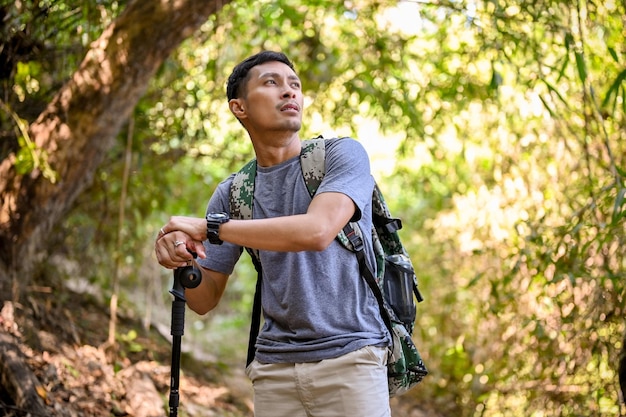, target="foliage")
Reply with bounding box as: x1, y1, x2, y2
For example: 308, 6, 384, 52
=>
381, 1, 626, 415
1, 0, 625, 416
